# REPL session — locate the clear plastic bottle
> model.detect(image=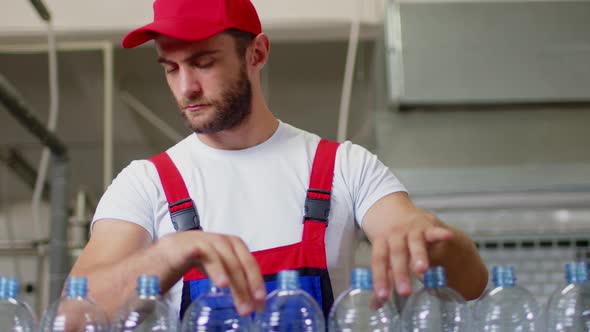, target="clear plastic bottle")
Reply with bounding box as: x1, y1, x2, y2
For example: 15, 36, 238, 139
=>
544, 261, 590, 332
256, 270, 325, 331
329, 267, 399, 331
112, 274, 178, 331
181, 285, 251, 331
474, 265, 539, 331
401, 266, 471, 332
0, 276, 37, 331
40, 276, 109, 331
